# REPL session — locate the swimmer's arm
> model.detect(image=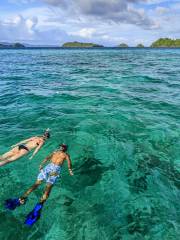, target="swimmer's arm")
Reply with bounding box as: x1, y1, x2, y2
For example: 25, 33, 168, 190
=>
39, 154, 52, 170
11, 137, 35, 148
29, 142, 44, 160
66, 154, 73, 176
